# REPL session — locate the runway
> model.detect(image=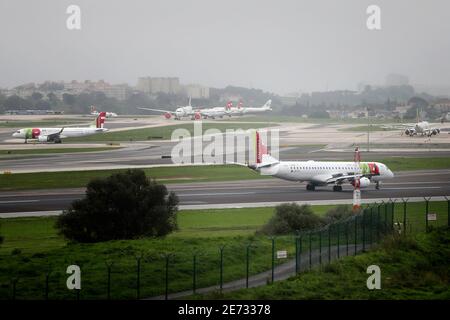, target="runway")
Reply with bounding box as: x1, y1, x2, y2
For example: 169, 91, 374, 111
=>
1, 169, 449, 216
